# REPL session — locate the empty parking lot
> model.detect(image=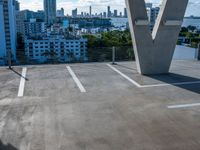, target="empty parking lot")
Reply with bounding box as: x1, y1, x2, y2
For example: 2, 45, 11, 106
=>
0, 60, 200, 150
